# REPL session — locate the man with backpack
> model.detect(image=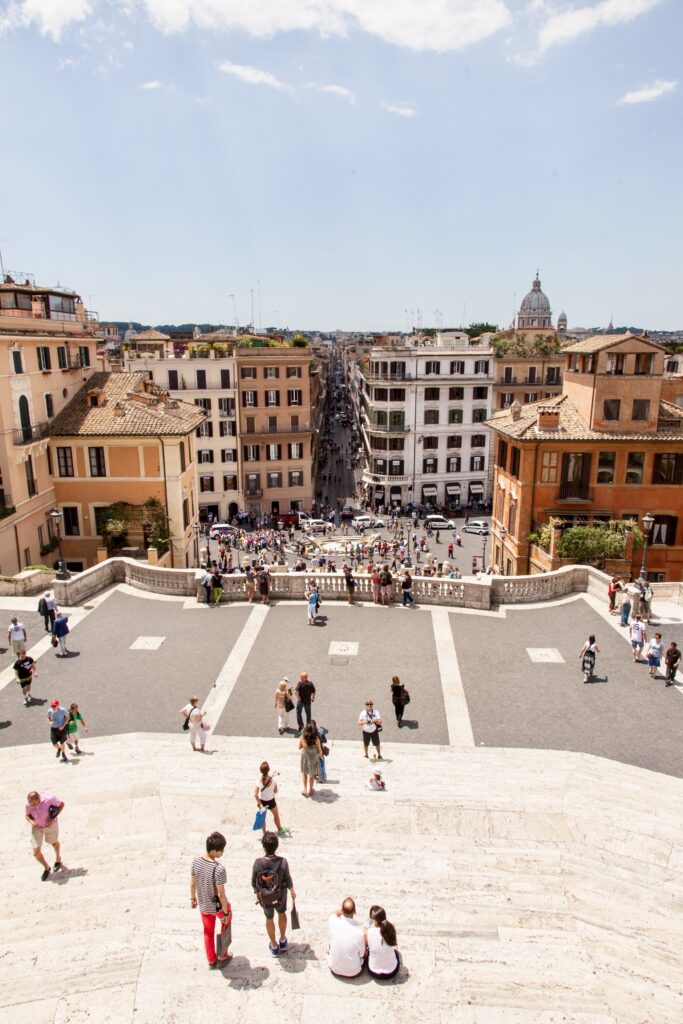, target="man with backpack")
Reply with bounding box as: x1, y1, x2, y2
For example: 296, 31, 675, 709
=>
251, 831, 296, 956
